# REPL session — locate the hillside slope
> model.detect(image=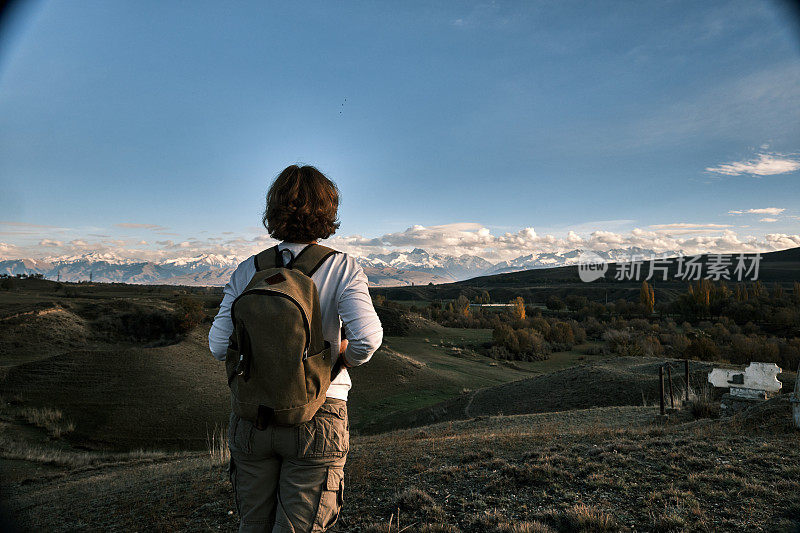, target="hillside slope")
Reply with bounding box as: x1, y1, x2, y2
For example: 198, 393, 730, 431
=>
361, 357, 718, 433
2, 327, 230, 450
5, 401, 798, 532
